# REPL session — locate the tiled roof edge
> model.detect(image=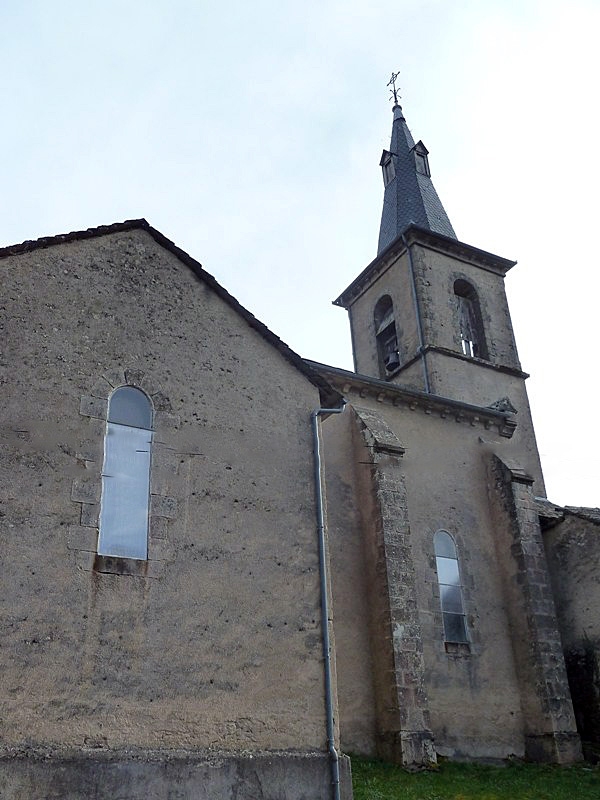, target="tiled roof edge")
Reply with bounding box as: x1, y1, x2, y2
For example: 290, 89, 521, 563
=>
0, 219, 151, 257
0, 219, 342, 409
